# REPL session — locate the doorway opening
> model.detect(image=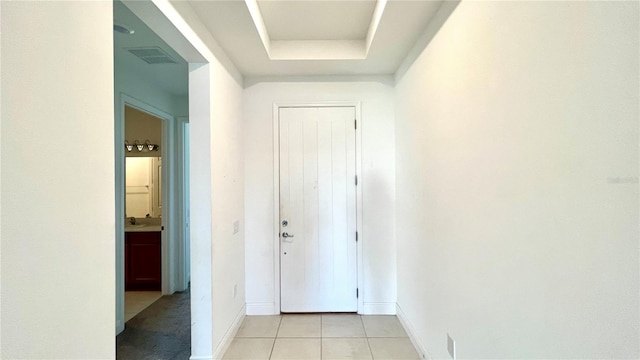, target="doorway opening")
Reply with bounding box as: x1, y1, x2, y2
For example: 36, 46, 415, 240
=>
116, 0, 215, 356
114, 0, 190, 337
117, 95, 190, 326
124, 105, 164, 320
